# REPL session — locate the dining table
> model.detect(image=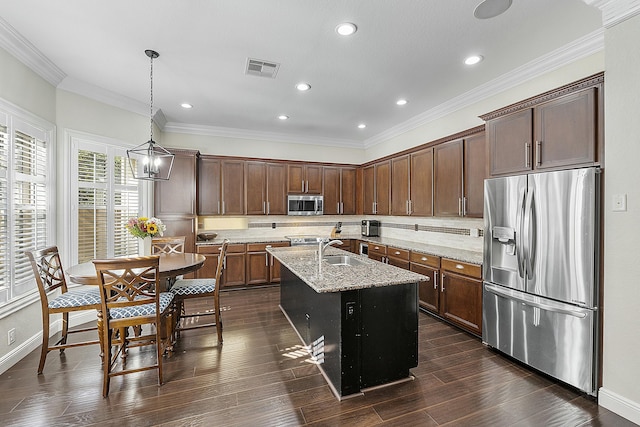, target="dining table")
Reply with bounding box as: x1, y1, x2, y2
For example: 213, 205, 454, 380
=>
67, 252, 206, 288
